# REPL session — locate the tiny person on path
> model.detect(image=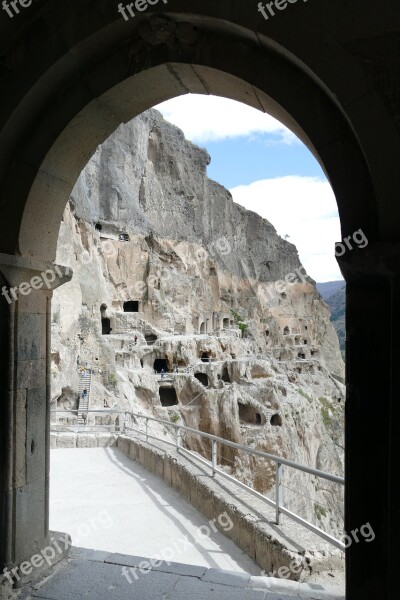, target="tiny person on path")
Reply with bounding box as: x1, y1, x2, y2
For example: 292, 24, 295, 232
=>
82, 388, 88, 400
134, 335, 138, 345
161, 368, 165, 379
